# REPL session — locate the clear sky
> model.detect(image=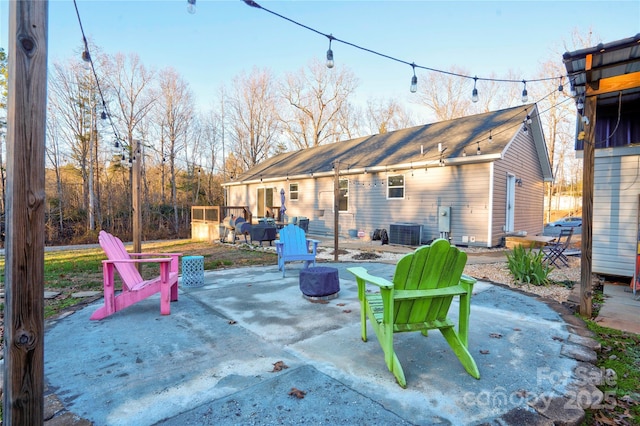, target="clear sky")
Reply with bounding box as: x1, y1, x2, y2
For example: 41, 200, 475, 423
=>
1, 0, 639, 112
